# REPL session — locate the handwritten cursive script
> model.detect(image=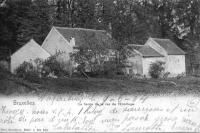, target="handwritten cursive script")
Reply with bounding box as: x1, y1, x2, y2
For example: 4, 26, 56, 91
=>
0, 94, 199, 132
